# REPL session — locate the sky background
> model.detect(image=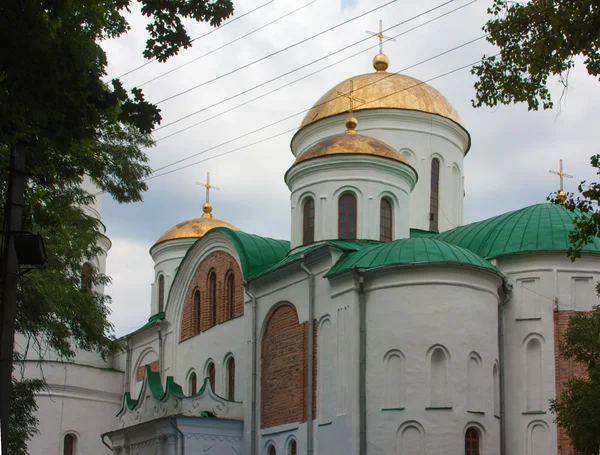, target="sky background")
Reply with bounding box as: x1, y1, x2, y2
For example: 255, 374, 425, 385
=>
100, 0, 600, 337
